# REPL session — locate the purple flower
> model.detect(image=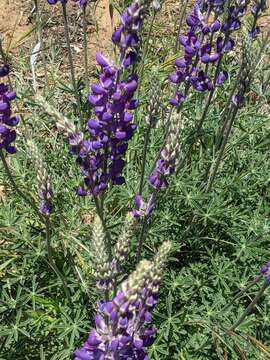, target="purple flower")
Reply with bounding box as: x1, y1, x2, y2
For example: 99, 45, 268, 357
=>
170, 91, 185, 106
0, 64, 9, 77
168, 0, 248, 103
133, 194, 155, 218
260, 260, 270, 284
70, 53, 138, 196
47, 0, 67, 4
216, 71, 228, 86
0, 68, 19, 154
112, 0, 148, 68
249, 0, 267, 38
74, 243, 172, 360
47, 0, 88, 5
